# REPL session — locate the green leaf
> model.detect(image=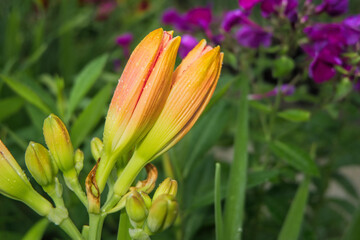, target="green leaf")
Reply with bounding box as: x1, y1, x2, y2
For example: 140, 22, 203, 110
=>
250, 101, 272, 113
1, 75, 51, 114
0, 97, 24, 122
70, 84, 112, 148
215, 163, 223, 240
277, 109, 311, 122
22, 218, 49, 240
224, 73, 249, 240
277, 177, 310, 240
247, 170, 280, 188
344, 207, 360, 240
66, 54, 108, 120
272, 56, 295, 78
269, 140, 319, 176
335, 78, 352, 101
183, 102, 230, 177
